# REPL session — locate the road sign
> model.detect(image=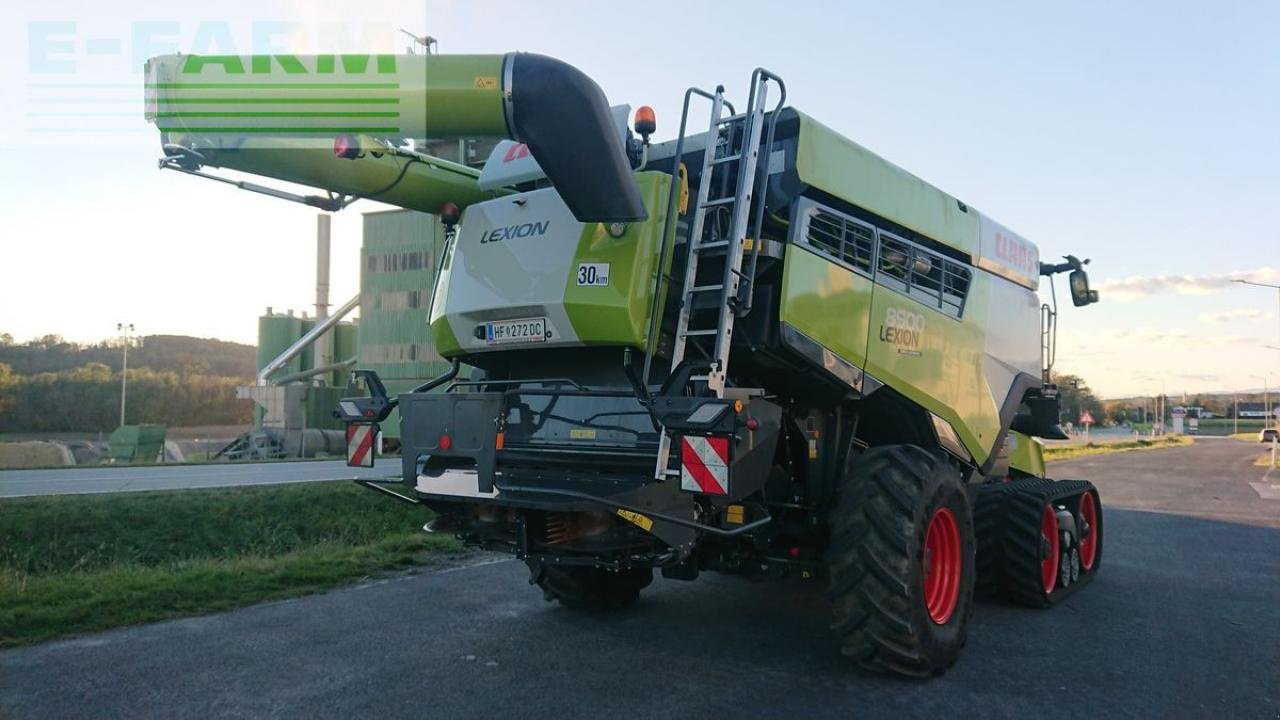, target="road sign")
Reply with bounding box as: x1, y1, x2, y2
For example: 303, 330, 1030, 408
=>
1079, 410, 1095, 426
